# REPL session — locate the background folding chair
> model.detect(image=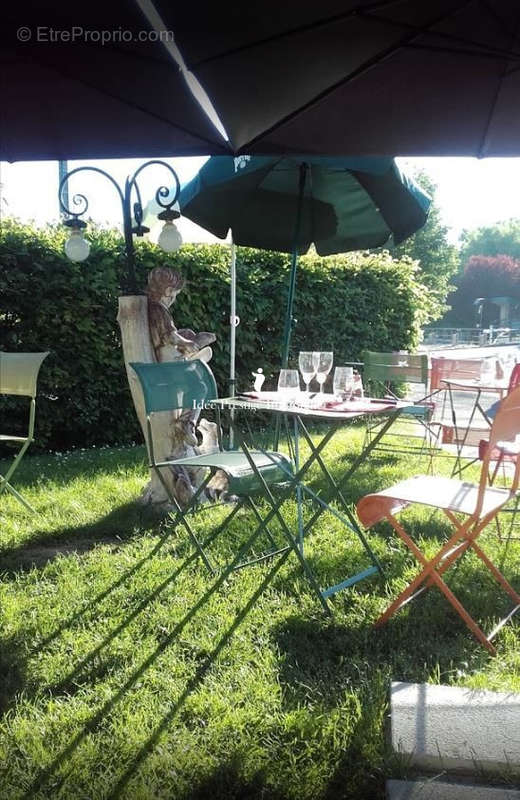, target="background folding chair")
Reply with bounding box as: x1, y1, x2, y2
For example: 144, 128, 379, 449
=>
429, 355, 494, 473
430, 355, 484, 435
429, 356, 484, 394
361, 350, 437, 459
130, 360, 296, 576
0, 351, 49, 512
454, 362, 520, 474
437, 359, 518, 478
356, 385, 520, 655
